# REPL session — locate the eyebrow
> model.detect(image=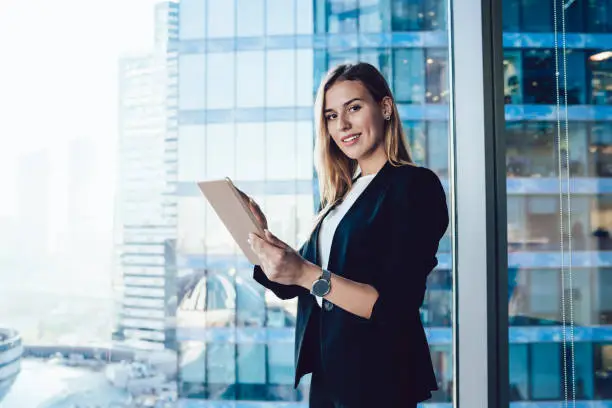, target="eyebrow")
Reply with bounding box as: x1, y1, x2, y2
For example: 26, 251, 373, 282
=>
324, 97, 363, 113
